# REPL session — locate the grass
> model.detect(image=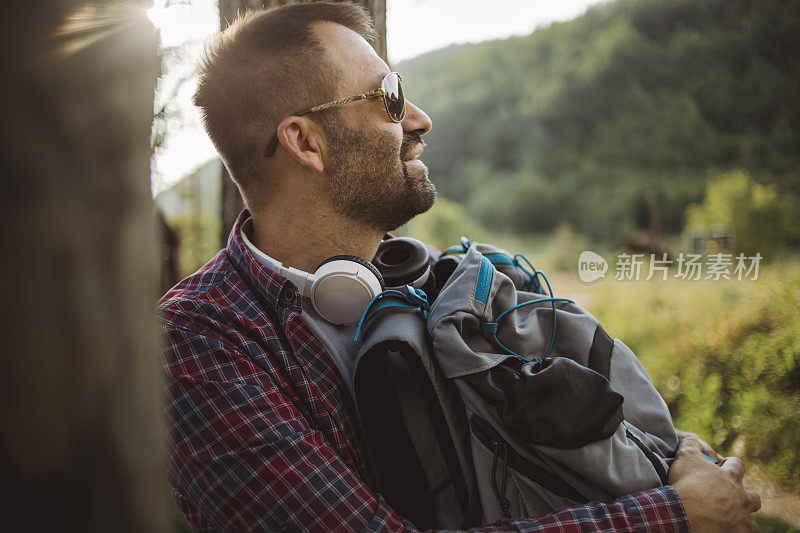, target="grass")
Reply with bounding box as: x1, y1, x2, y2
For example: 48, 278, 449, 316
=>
754, 513, 800, 533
